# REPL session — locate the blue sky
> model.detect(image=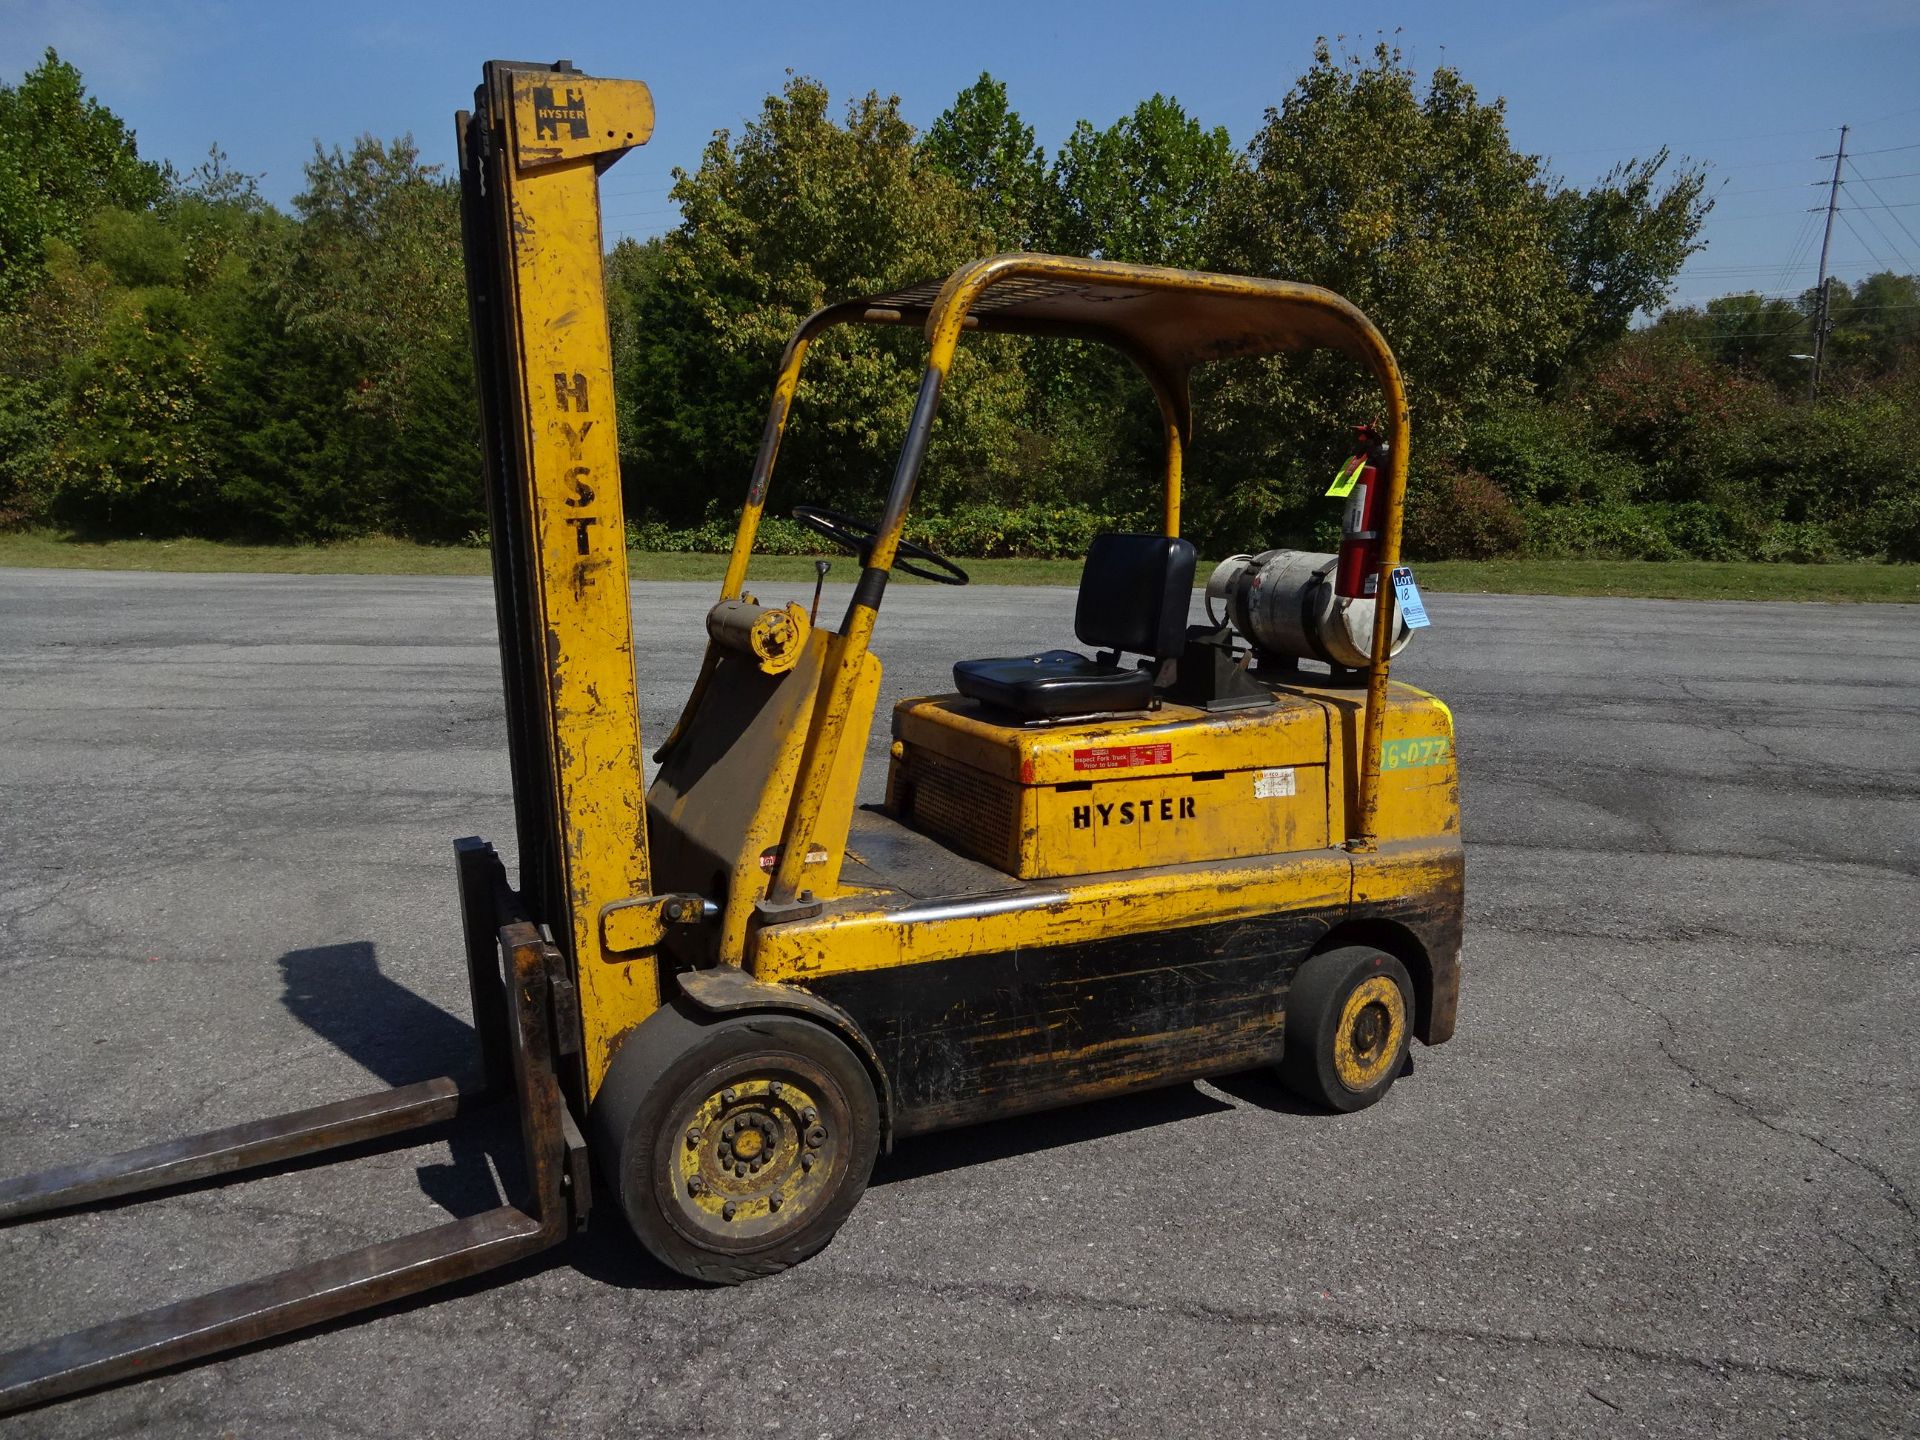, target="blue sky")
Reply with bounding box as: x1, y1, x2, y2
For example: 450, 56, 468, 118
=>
4, 0, 1917, 310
